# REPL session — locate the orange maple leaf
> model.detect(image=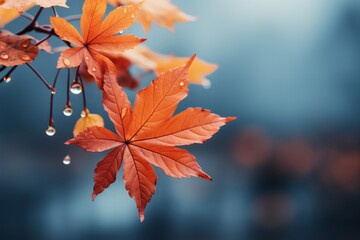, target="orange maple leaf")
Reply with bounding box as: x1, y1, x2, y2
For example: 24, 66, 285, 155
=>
124, 45, 218, 86
50, 0, 144, 88
66, 55, 235, 221
108, 0, 195, 32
